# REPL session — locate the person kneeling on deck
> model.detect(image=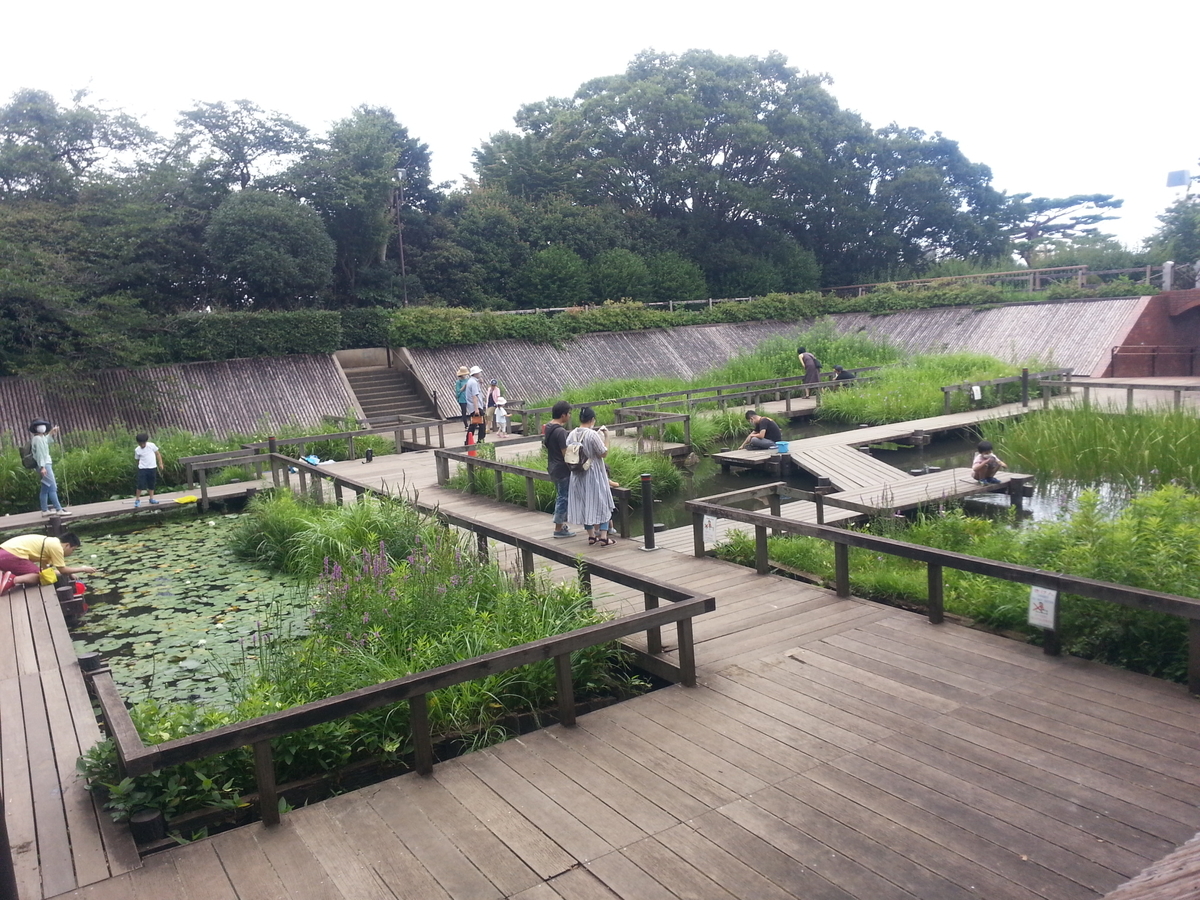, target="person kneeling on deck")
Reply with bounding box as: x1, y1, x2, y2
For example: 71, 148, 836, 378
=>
0, 533, 97, 595
741, 411, 782, 450
972, 440, 1007, 484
